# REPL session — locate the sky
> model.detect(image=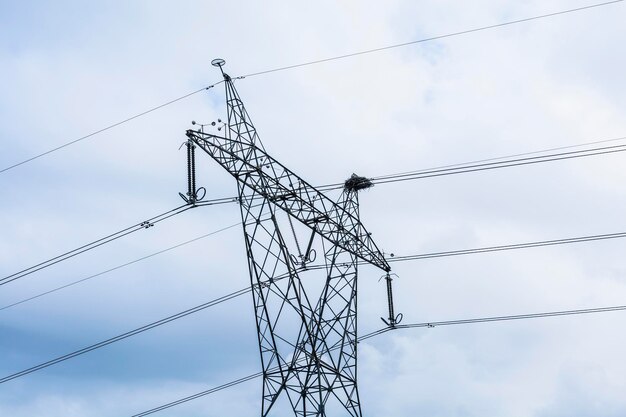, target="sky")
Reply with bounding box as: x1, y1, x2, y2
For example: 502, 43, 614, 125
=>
1, 0, 626, 416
